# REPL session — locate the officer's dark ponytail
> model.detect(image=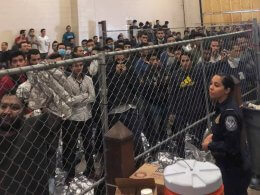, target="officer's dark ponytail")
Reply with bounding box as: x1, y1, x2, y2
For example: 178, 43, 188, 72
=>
217, 73, 235, 94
